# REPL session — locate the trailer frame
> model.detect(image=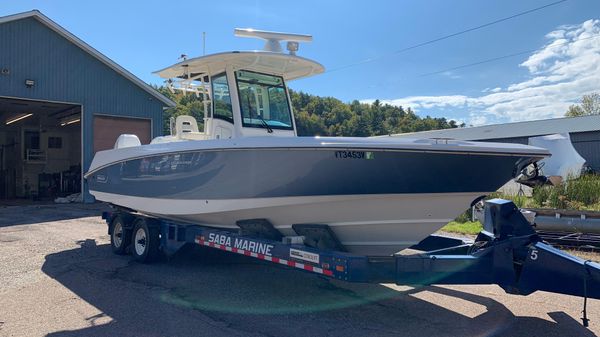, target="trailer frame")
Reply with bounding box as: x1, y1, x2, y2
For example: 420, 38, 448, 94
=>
102, 198, 600, 327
